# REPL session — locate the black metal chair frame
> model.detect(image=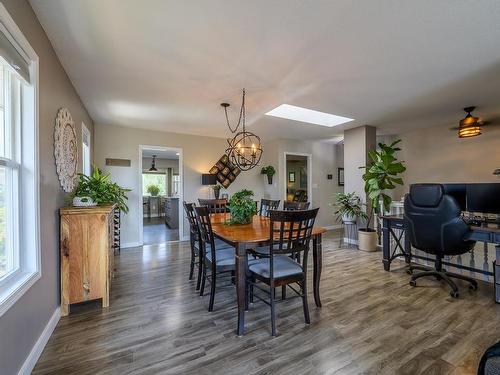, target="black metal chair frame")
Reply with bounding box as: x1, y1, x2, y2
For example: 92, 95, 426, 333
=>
247, 208, 319, 336
194, 205, 235, 312
259, 198, 280, 217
